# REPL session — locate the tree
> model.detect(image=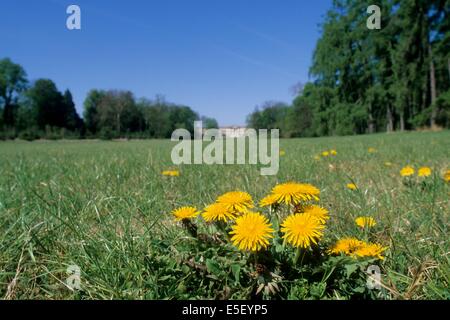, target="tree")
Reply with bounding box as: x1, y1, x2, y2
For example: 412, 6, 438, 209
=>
246, 101, 290, 136
83, 89, 105, 134
201, 116, 218, 129
169, 105, 199, 134
137, 97, 172, 138
0, 58, 28, 127
26, 79, 66, 129
96, 90, 139, 135
428, 0, 450, 127
62, 89, 83, 131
